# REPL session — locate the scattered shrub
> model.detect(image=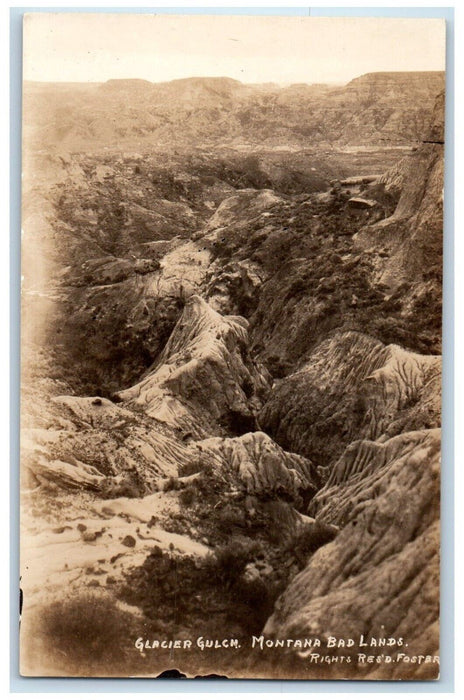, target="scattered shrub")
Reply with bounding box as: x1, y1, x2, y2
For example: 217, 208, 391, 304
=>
178, 458, 206, 478
21, 591, 145, 675
178, 485, 196, 507
163, 476, 180, 492
287, 521, 338, 567
206, 537, 262, 587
